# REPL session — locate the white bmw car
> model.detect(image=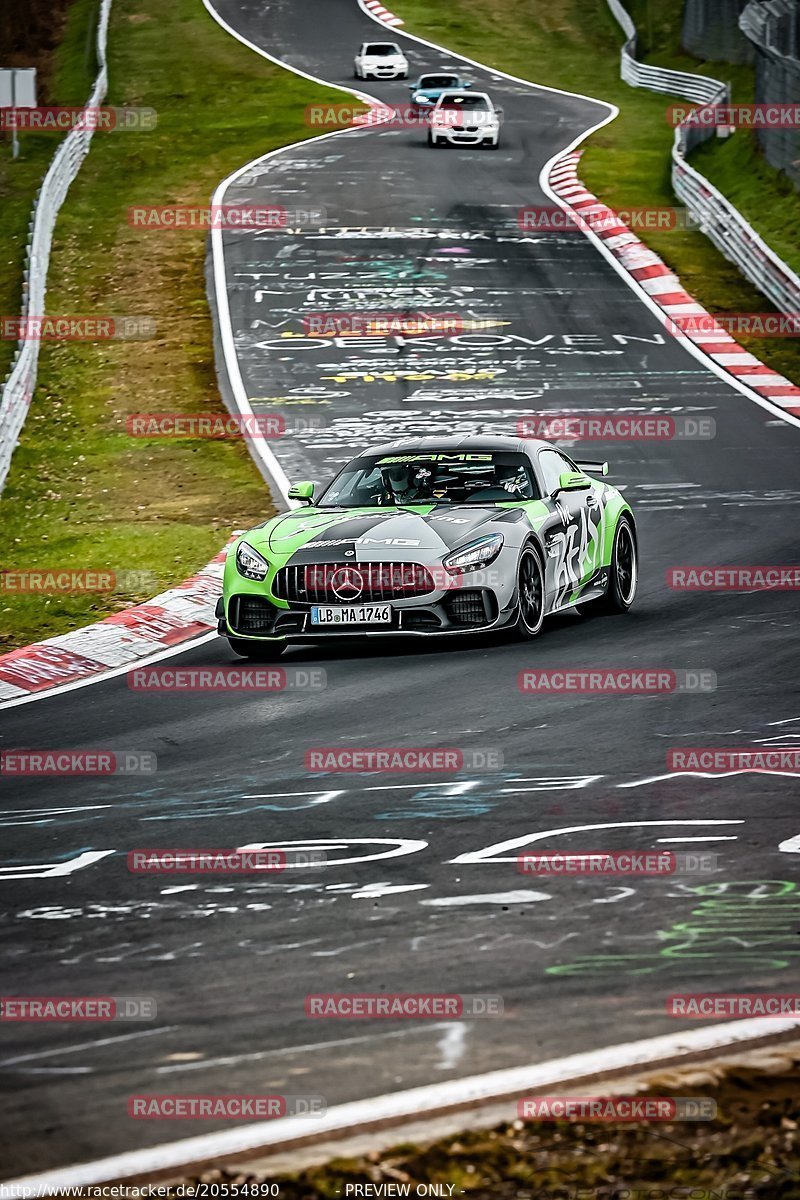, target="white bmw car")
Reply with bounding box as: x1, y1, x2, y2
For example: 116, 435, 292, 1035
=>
428, 90, 502, 149
354, 42, 409, 80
